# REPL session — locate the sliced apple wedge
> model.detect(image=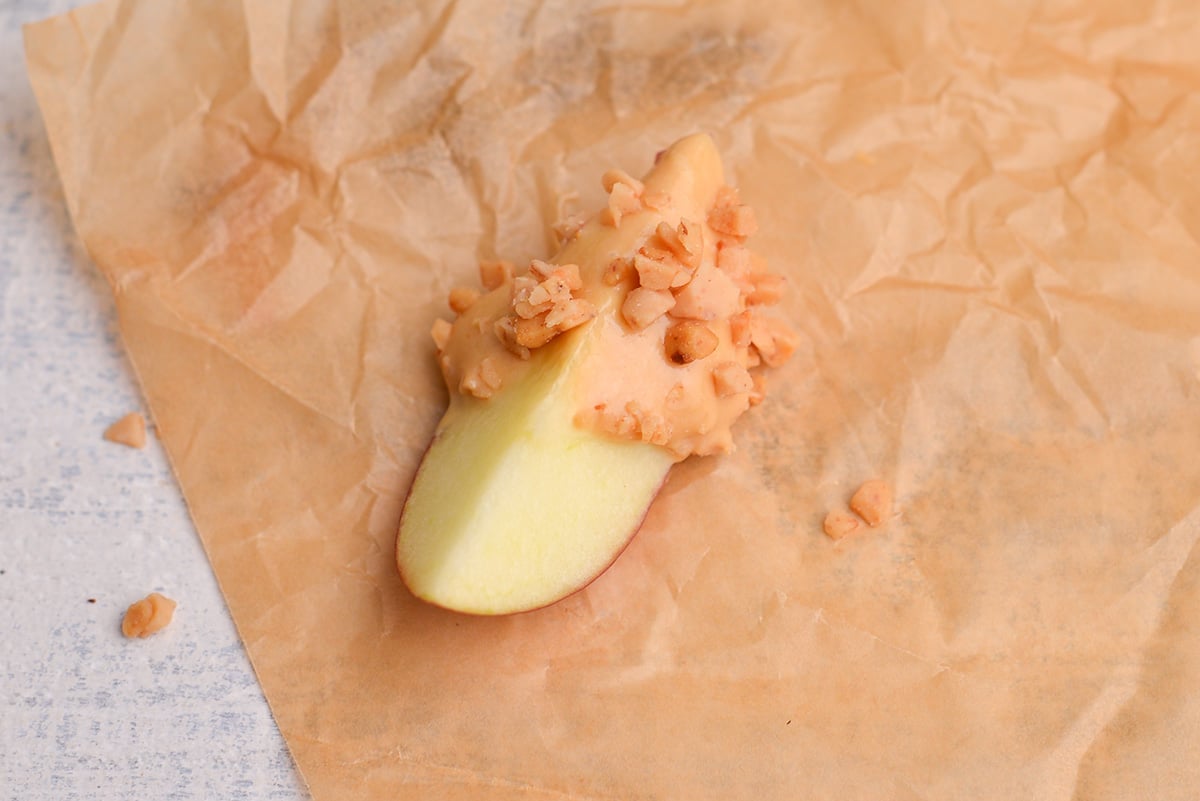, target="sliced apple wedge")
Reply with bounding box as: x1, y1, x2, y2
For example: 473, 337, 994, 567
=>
396, 349, 675, 615
398, 134, 778, 615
